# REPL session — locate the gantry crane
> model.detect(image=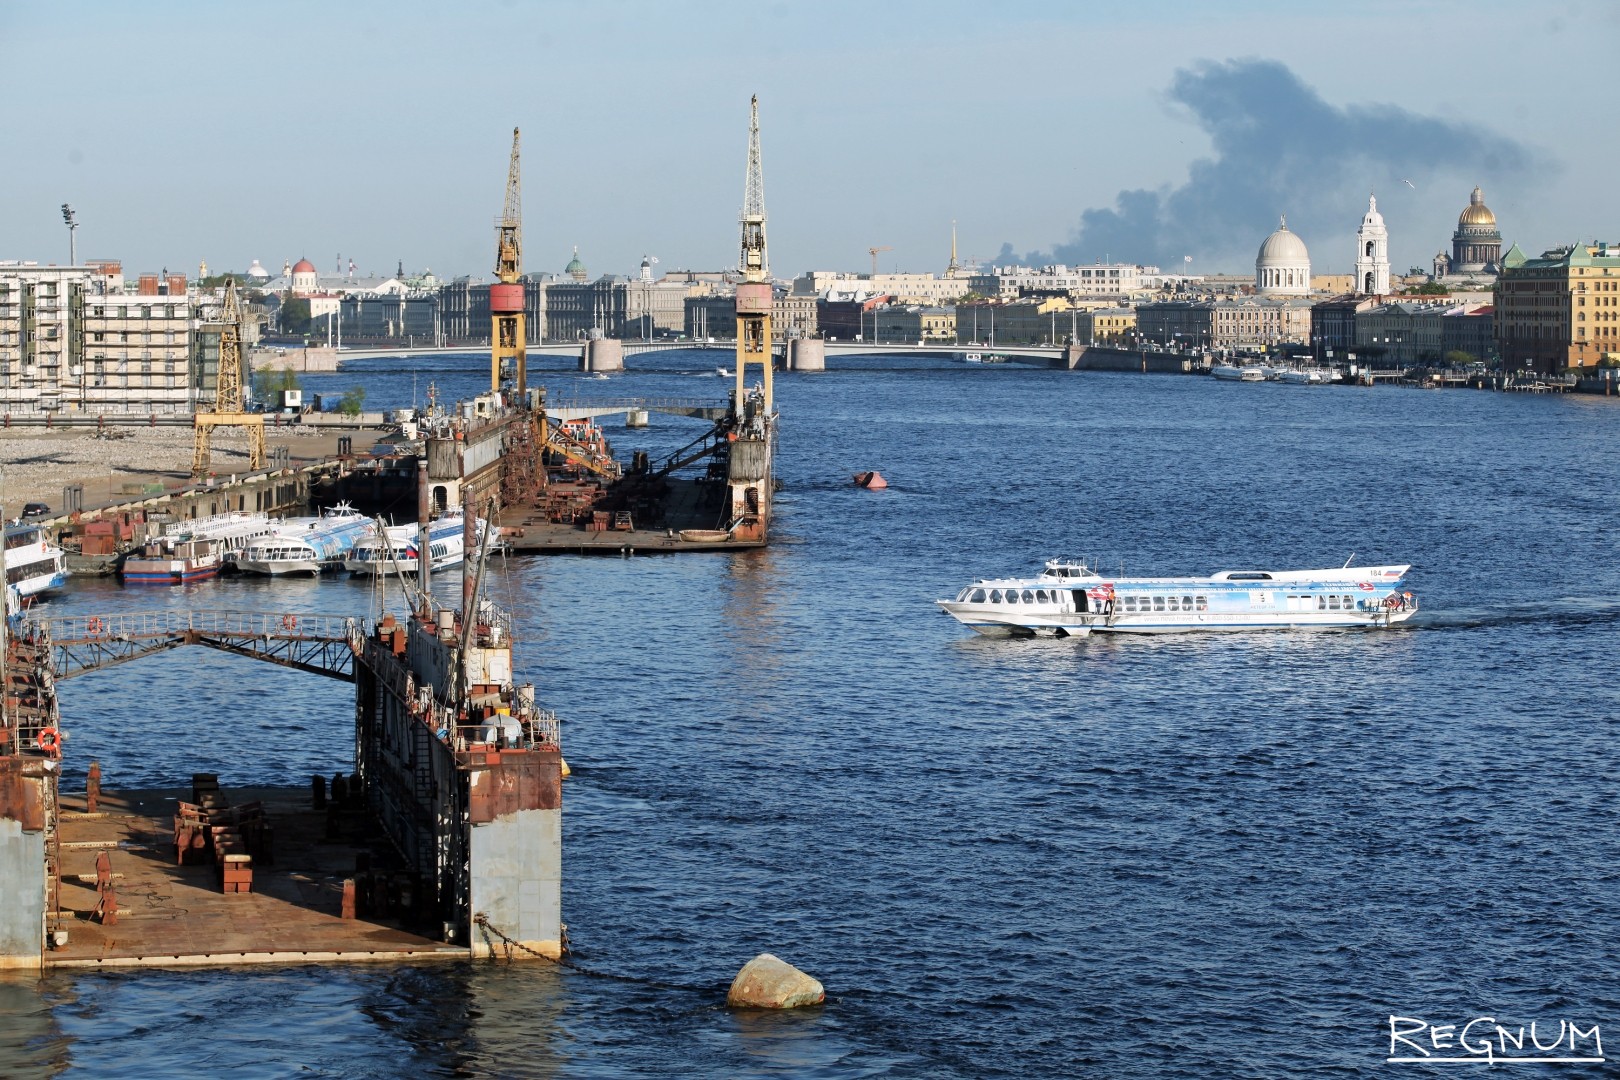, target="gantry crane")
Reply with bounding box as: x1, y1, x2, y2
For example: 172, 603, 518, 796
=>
734, 95, 773, 414
192, 277, 265, 477
490, 127, 527, 399
867, 245, 892, 276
